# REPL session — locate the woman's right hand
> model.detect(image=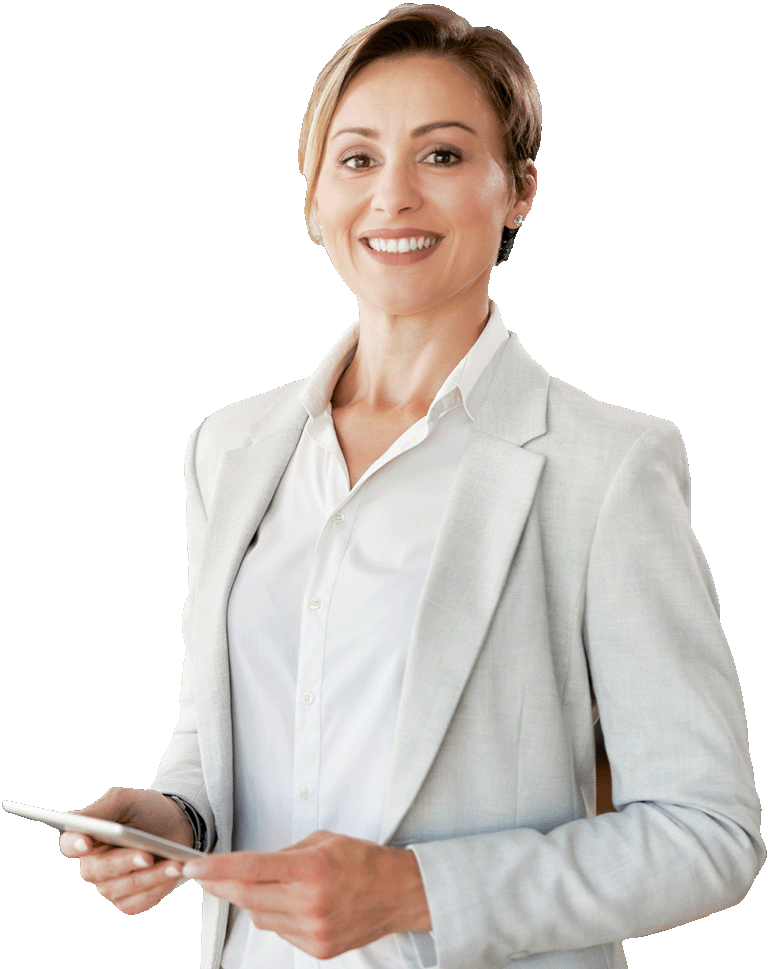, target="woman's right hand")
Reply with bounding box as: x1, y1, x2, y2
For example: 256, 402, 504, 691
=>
59, 787, 194, 915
